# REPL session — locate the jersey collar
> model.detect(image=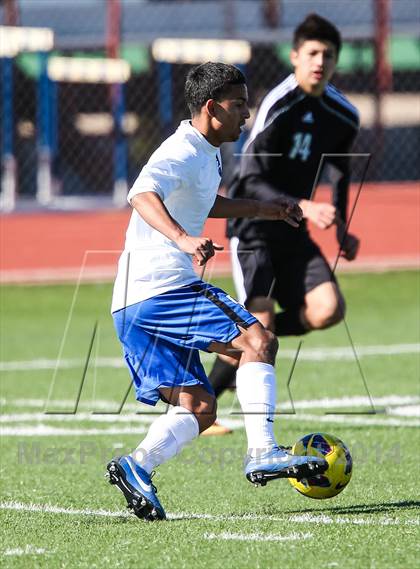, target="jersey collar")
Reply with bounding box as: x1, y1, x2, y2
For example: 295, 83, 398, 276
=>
179, 120, 219, 155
